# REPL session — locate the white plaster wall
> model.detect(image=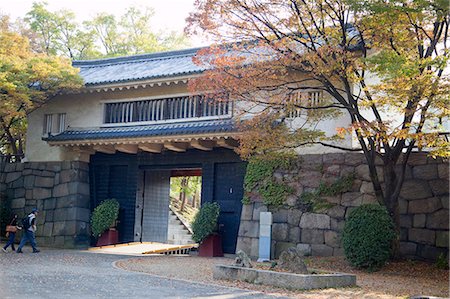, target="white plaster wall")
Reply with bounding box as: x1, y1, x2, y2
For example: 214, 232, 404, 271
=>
25, 83, 189, 162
